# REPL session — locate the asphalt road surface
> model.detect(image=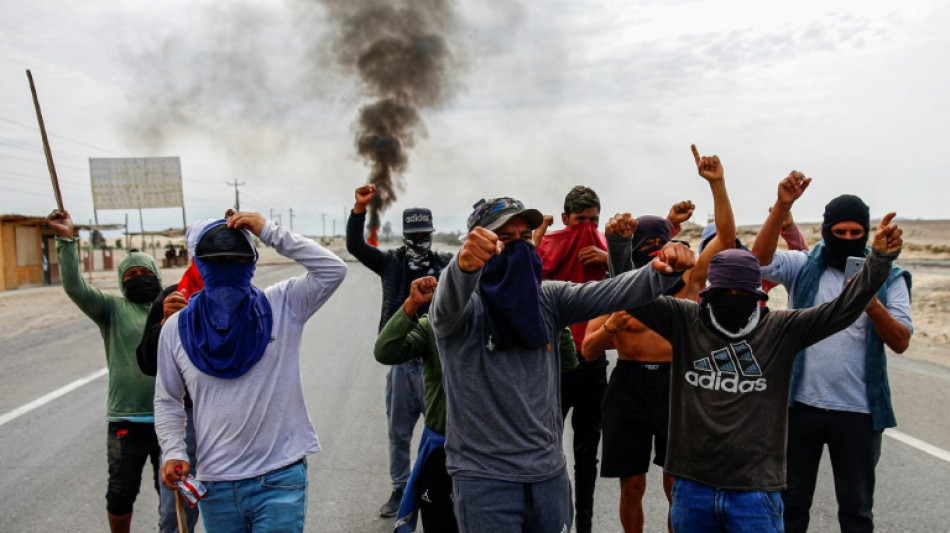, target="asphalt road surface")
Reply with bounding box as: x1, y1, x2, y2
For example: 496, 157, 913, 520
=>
1, 260, 948, 532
